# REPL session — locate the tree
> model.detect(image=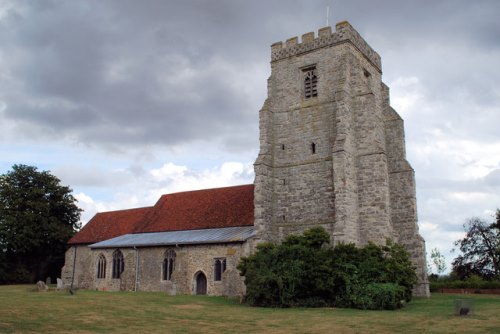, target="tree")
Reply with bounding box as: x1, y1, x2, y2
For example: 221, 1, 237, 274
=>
0, 164, 82, 283
429, 248, 447, 275
452, 215, 500, 280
